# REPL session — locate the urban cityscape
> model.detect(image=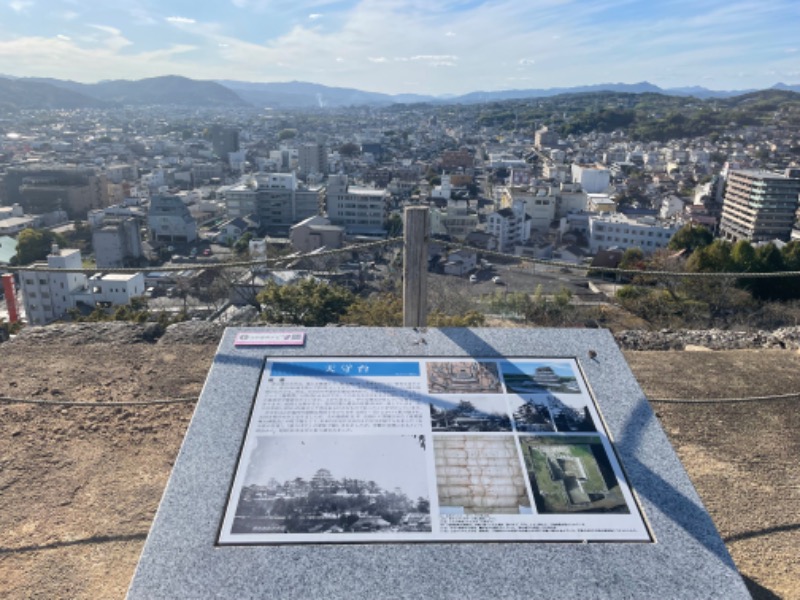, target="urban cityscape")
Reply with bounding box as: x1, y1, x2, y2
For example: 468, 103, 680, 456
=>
1, 77, 799, 333
2, 0, 799, 595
